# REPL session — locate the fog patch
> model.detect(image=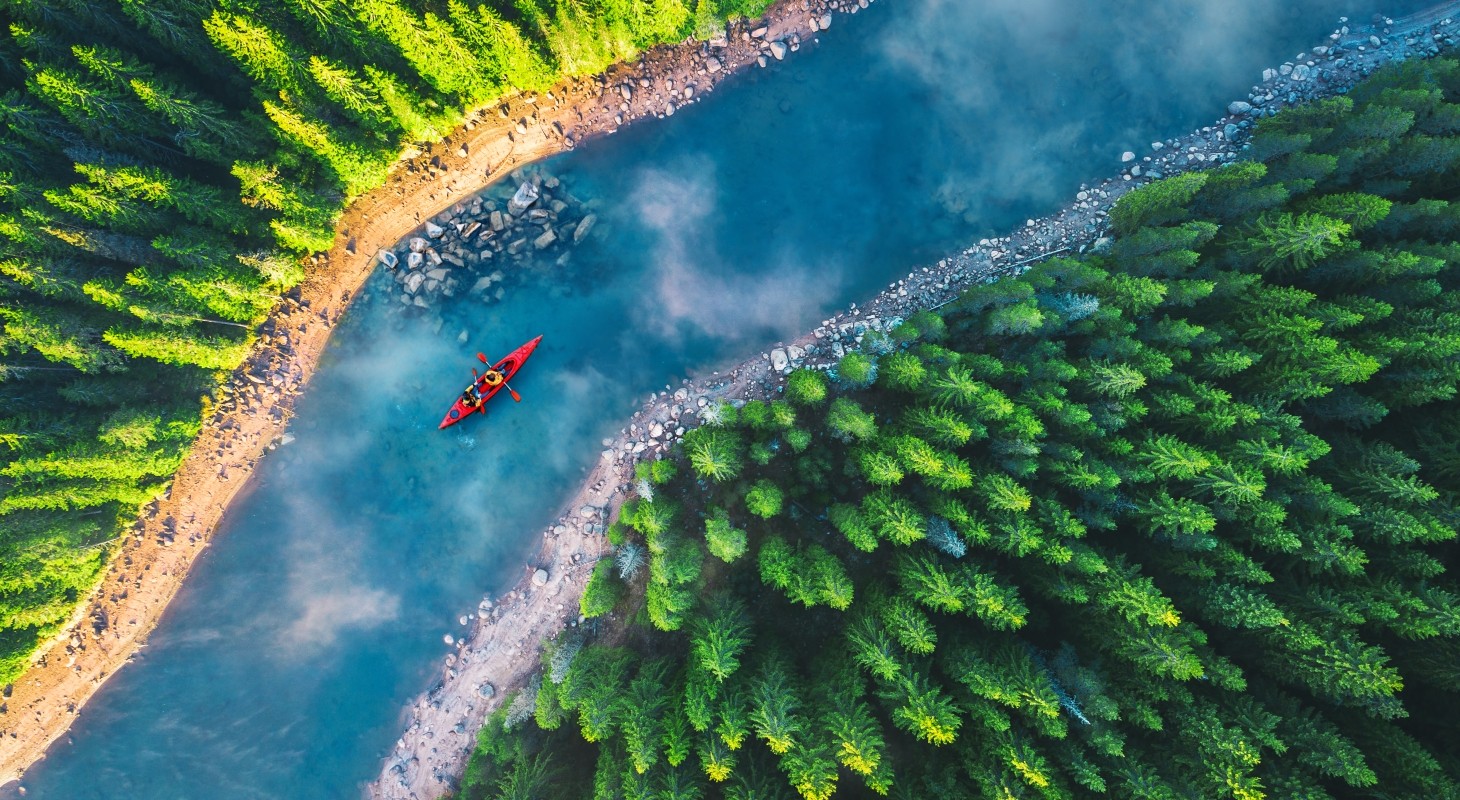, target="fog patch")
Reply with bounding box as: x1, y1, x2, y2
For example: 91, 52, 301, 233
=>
629, 162, 842, 343
264, 487, 402, 658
